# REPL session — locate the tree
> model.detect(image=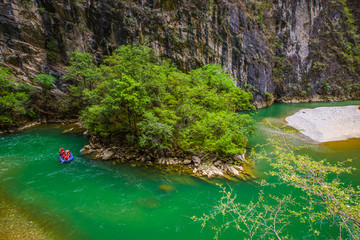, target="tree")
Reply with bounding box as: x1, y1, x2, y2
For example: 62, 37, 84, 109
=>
0, 67, 32, 129
33, 74, 55, 96
81, 76, 150, 136
137, 112, 175, 151
65, 50, 99, 91
193, 127, 360, 239
179, 111, 255, 156
177, 64, 255, 156
64, 50, 100, 110
193, 185, 295, 240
